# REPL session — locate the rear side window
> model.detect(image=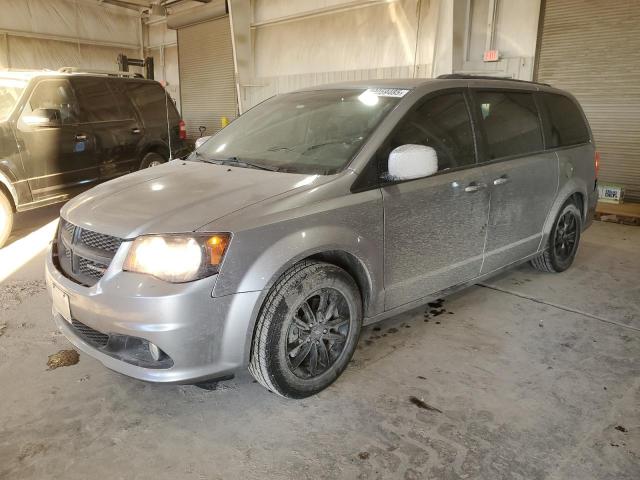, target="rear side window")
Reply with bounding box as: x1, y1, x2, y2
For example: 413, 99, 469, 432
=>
386, 92, 476, 172
125, 82, 178, 127
73, 78, 123, 122
474, 91, 543, 160
539, 93, 590, 148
